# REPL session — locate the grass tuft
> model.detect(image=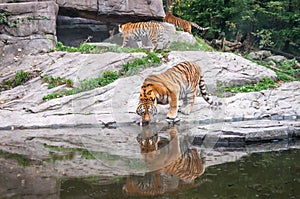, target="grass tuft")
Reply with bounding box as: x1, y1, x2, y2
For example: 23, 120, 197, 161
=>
42, 76, 73, 89
225, 77, 276, 93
